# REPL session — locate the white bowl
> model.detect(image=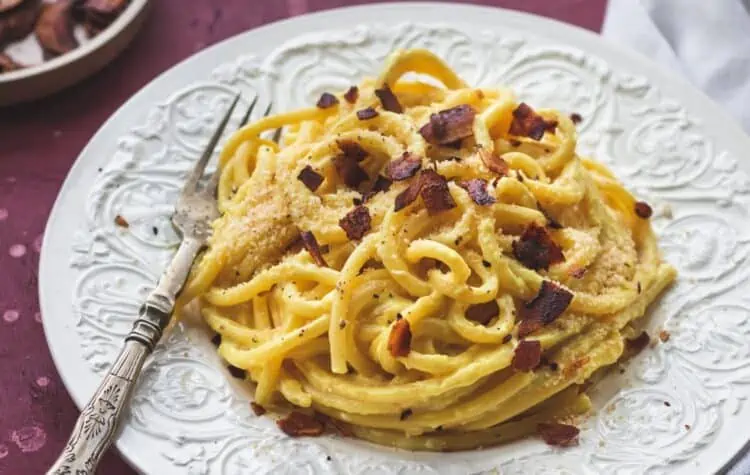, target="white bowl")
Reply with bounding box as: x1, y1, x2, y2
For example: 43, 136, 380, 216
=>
0, 0, 149, 106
